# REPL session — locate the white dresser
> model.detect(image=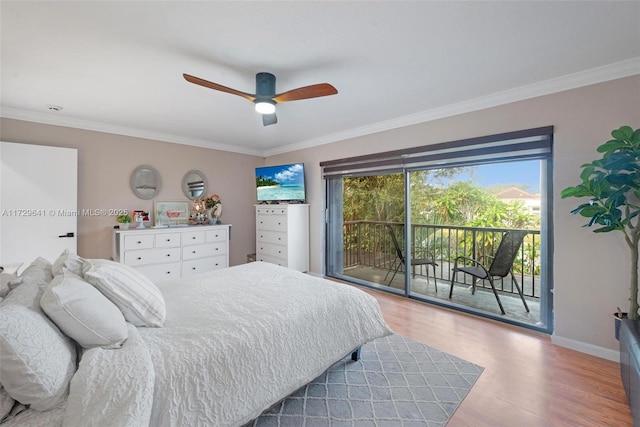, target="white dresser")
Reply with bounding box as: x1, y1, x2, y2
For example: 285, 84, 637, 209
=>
113, 224, 230, 282
255, 204, 309, 272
